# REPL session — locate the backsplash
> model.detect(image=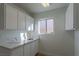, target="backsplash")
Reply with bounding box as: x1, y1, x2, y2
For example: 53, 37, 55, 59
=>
0, 30, 26, 43
0, 30, 39, 44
